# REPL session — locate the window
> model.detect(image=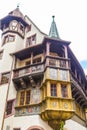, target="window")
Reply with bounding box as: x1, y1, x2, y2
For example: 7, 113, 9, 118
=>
51, 84, 57, 96
26, 25, 31, 32
26, 37, 31, 47
6, 100, 14, 115
3, 35, 15, 46
60, 70, 68, 81
61, 85, 68, 98
20, 23, 24, 32
9, 35, 15, 42
1, 72, 10, 84
0, 51, 3, 59
32, 128, 40, 130
50, 68, 57, 80
26, 90, 31, 104
19, 90, 31, 106
26, 34, 36, 47
32, 35, 36, 45
20, 91, 25, 105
